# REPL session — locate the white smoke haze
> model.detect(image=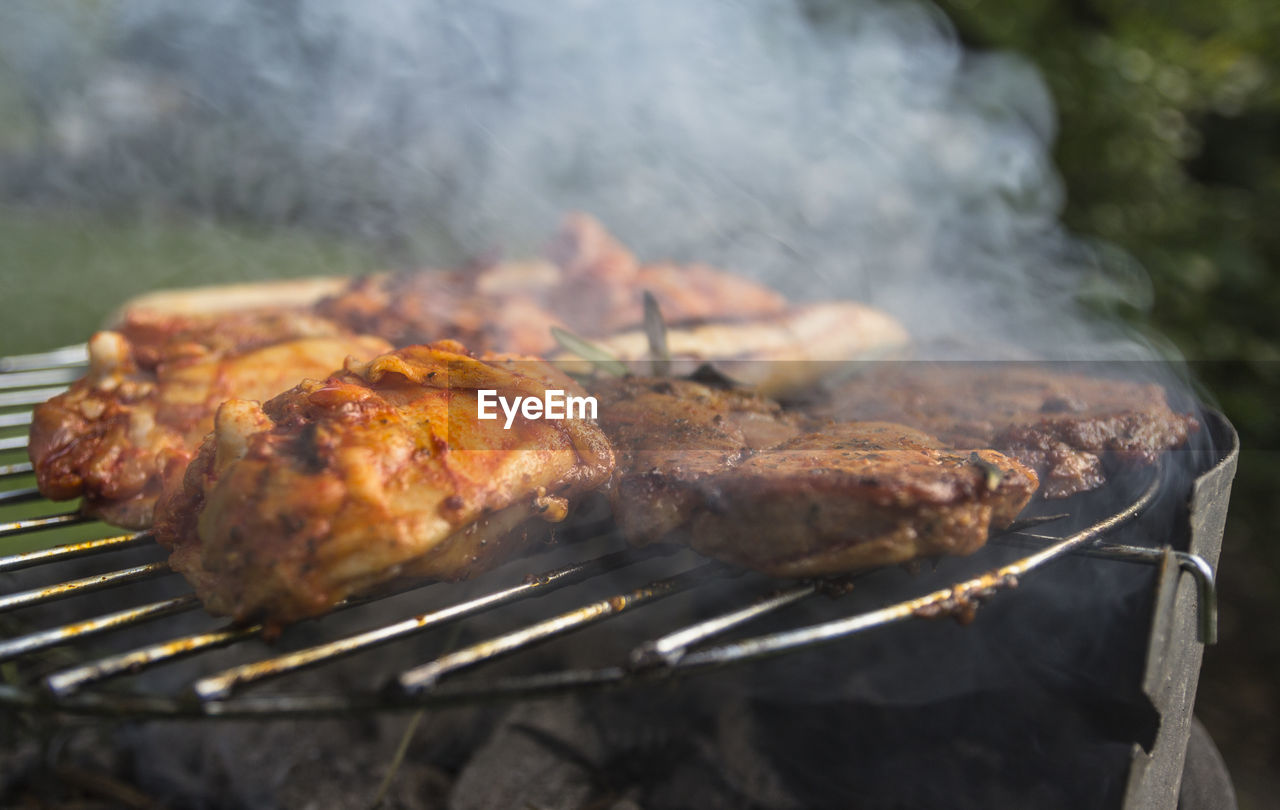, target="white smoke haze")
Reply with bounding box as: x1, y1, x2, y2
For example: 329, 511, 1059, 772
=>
0, 0, 1161, 358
